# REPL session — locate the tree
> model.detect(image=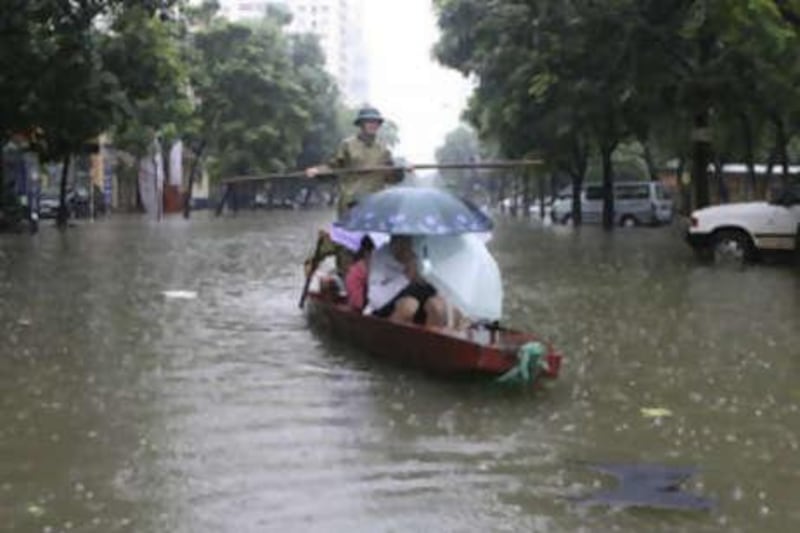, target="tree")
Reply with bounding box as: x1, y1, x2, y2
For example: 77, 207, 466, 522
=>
435, 125, 485, 196
102, 4, 193, 209
289, 34, 344, 169
1, 0, 349, 225
0, 0, 181, 226
434, 0, 800, 223
434, 0, 605, 225
190, 15, 309, 179
618, 0, 800, 205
